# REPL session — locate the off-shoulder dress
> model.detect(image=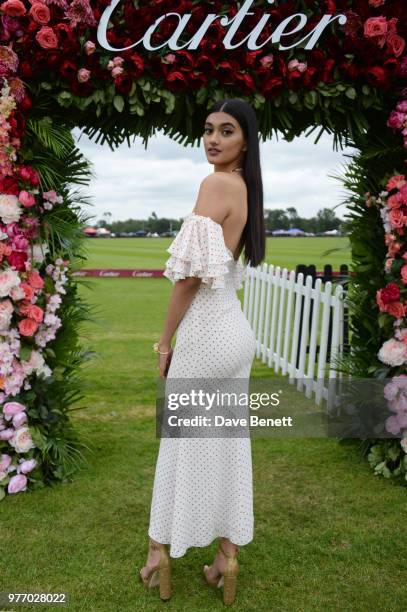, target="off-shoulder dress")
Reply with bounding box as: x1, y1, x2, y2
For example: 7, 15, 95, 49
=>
148, 212, 256, 558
